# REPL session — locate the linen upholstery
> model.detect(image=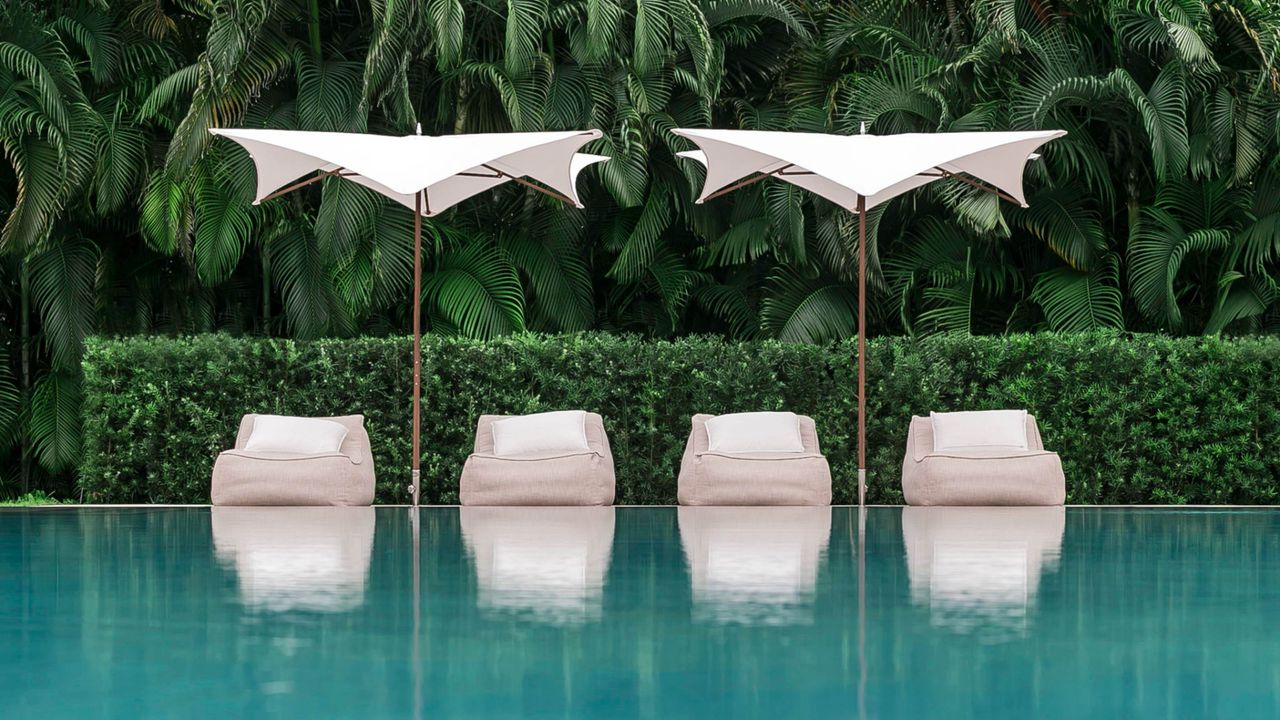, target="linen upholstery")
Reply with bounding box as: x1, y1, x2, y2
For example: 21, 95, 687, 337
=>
677, 413, 832, 506
901, 414, 1065, 506
459, 412, 616, 506
210, 414, 376, 506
